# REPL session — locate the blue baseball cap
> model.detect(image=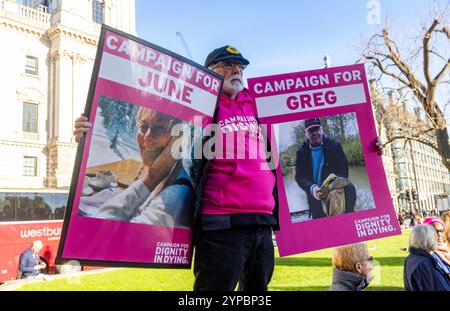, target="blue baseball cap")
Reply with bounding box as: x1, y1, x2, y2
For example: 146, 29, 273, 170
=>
204, 45, 250, 68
